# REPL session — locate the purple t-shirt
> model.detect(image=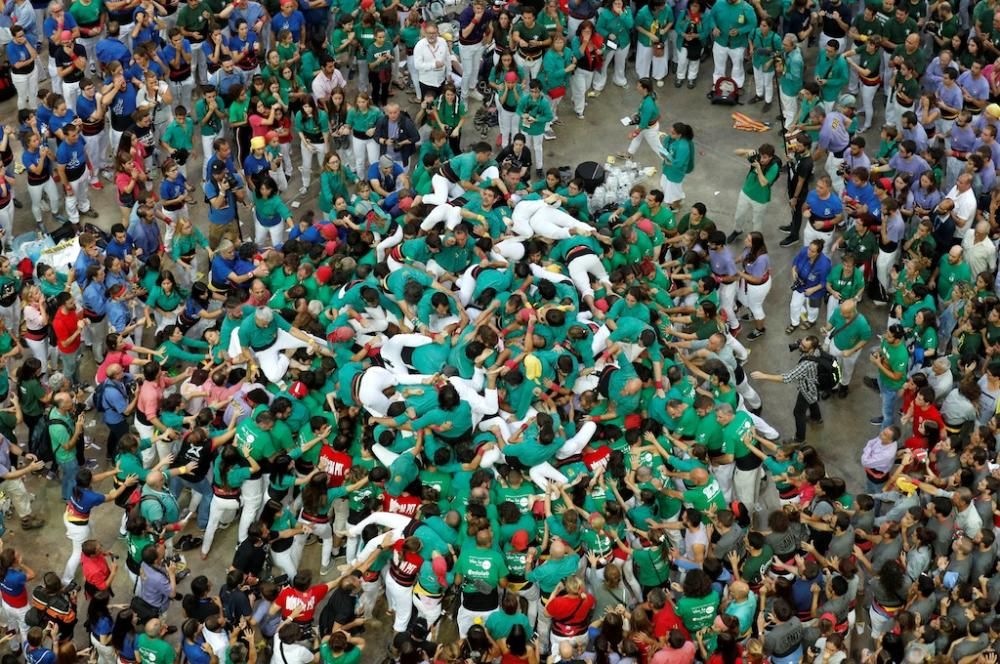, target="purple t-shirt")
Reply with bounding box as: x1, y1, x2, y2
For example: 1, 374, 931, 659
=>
741, 251, 770, 278
958, 71, 990, 102
708, 247, 737, 277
